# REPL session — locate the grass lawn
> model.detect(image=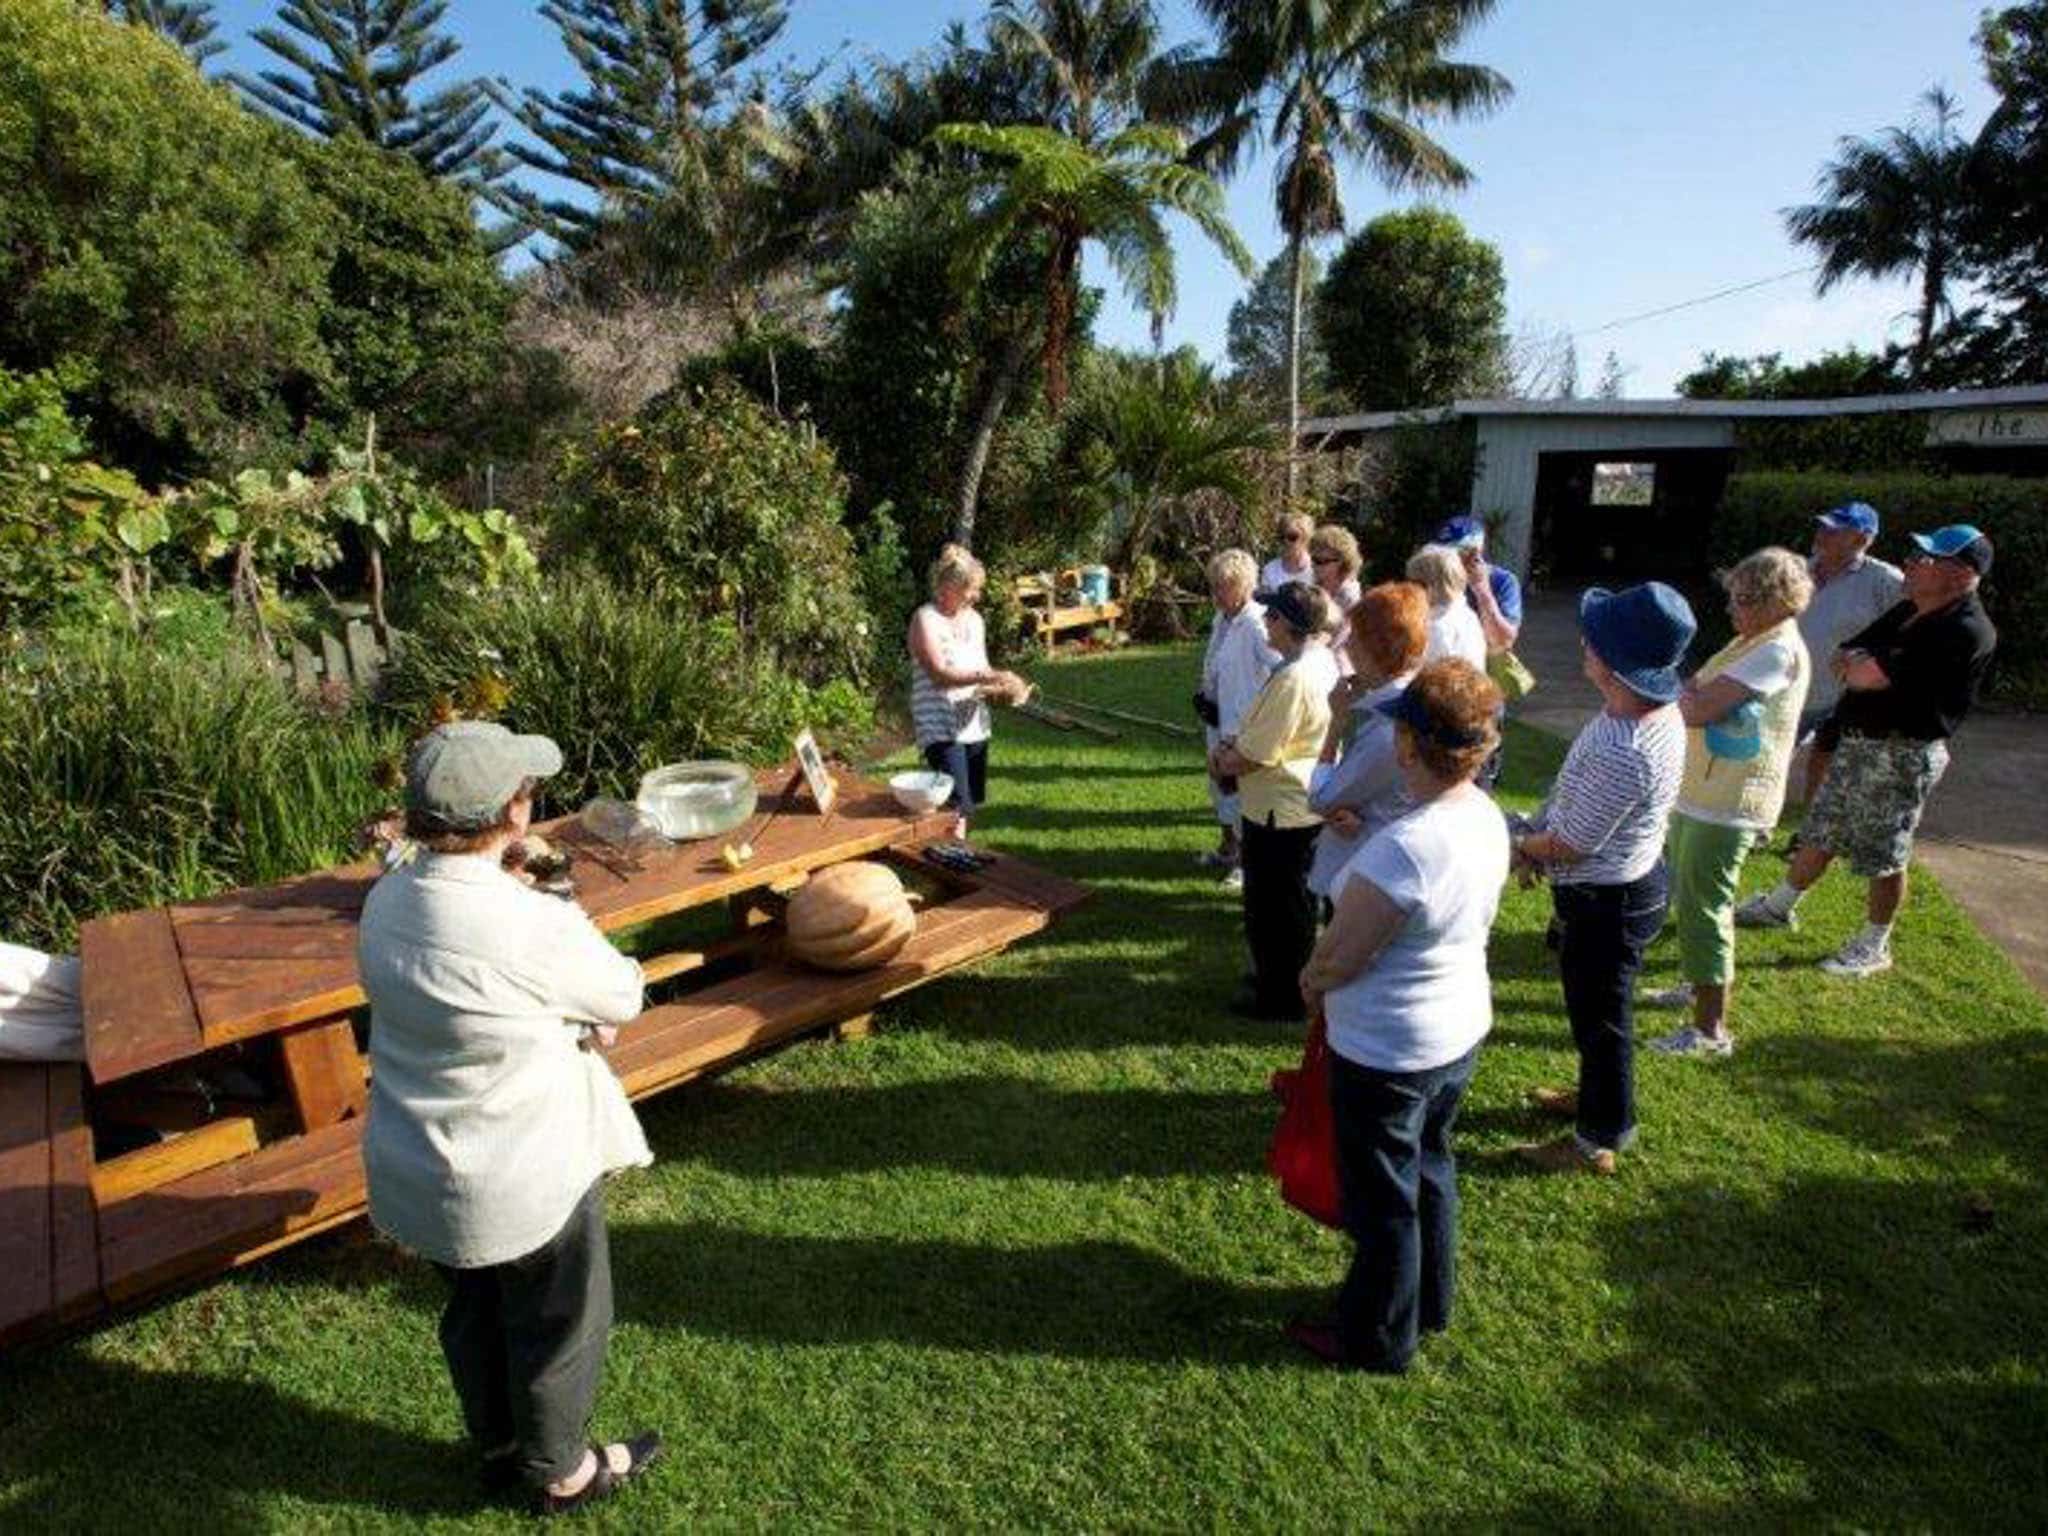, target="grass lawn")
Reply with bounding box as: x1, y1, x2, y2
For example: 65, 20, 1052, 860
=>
3, 644, 2045, 1531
